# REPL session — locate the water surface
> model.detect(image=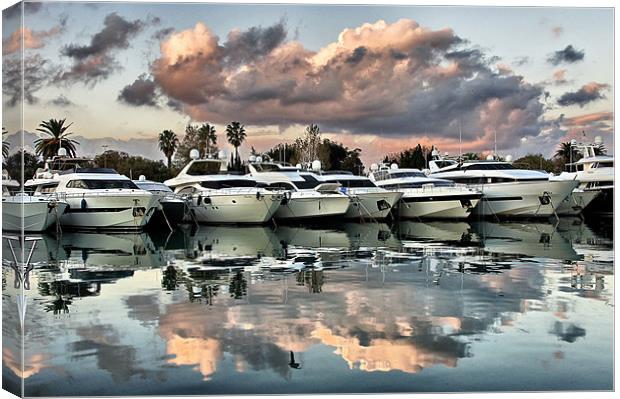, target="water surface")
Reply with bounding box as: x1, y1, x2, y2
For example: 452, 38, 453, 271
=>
2, 218, 614, 395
